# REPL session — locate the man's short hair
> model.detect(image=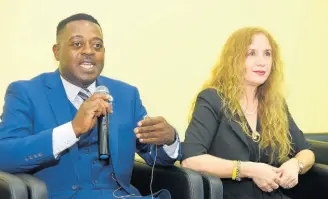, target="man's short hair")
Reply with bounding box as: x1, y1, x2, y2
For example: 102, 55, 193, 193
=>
56, 13, 101, 38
